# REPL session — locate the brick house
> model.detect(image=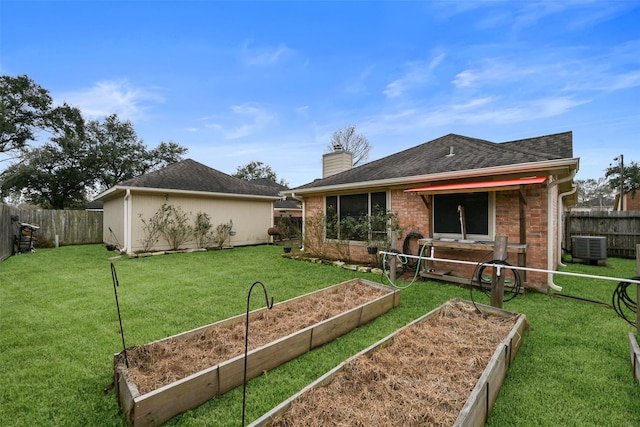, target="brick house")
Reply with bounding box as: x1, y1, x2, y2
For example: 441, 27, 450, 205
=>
622, 192, 640, 211
283, 132, 579, 292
